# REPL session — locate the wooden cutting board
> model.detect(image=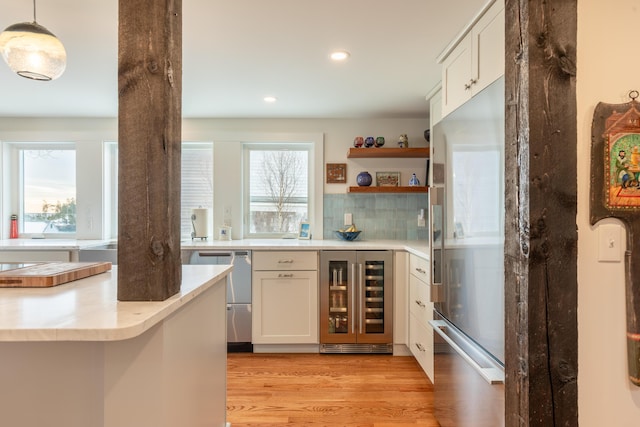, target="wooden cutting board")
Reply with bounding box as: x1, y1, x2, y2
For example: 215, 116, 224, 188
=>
0, 262, 112, 288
